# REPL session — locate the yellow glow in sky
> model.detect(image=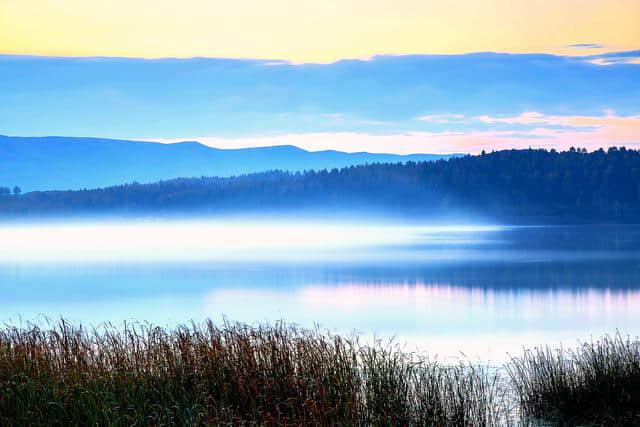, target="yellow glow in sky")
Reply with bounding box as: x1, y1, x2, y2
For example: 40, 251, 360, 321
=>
1, 0, 638, 62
